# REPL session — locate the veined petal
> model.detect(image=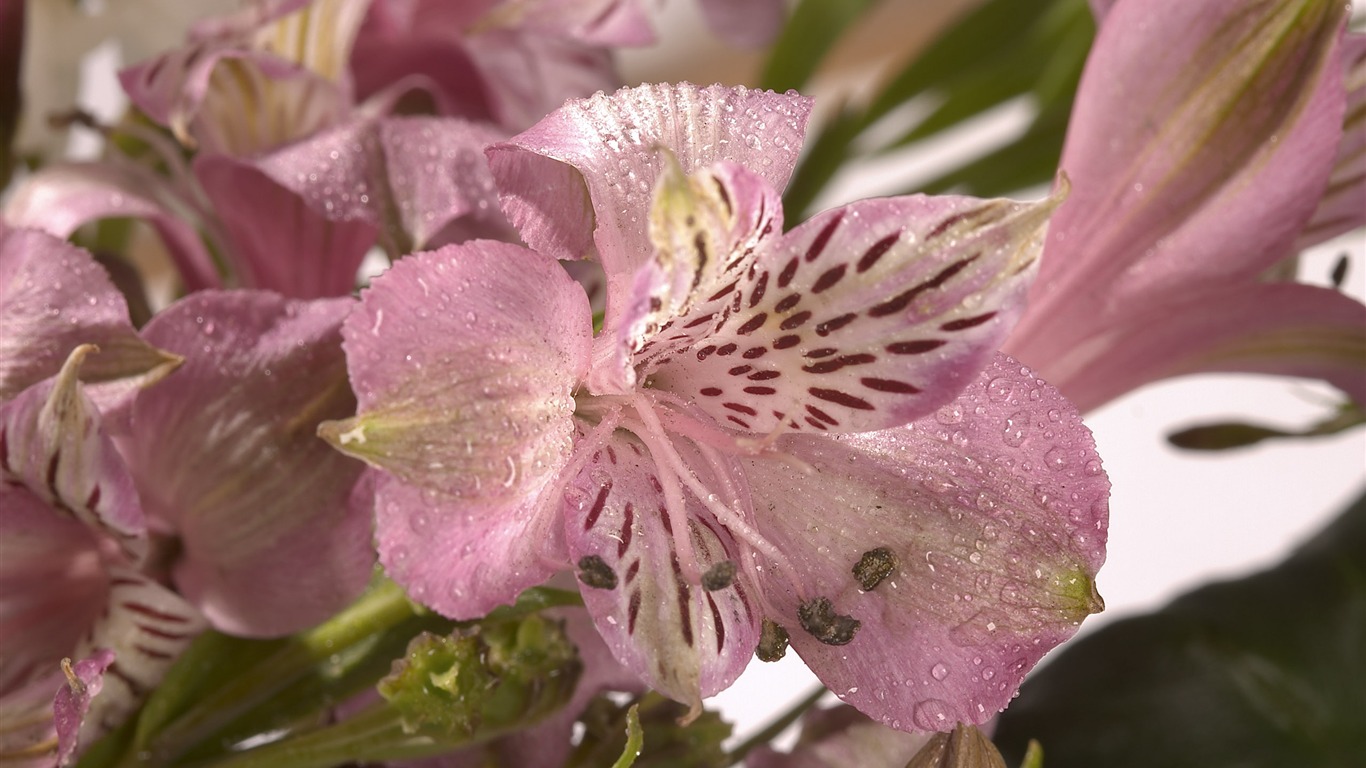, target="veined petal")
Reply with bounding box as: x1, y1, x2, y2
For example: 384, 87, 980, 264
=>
248, 0, 370, 85
1017, 0, 1349, 357
463, 30, 618, 131
122, 291, 374, 636
562, 428, 759, 712
1036, 283, 1366, 411
193, 154, 377, 299
470, 0, 655, 46
742, 353, 1108, 730
649, 190, 1062, 434
0, 346, 145, 560
486, 83, 812, 280
1296, 32, 1366, 249
319, 241, 591, 502
3, 163, 221, 292
0, 228, 181, 408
